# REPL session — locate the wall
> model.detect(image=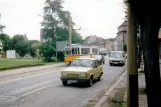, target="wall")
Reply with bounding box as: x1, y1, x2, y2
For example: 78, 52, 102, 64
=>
105, 39, 114, 52
6, 50, 16, 58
